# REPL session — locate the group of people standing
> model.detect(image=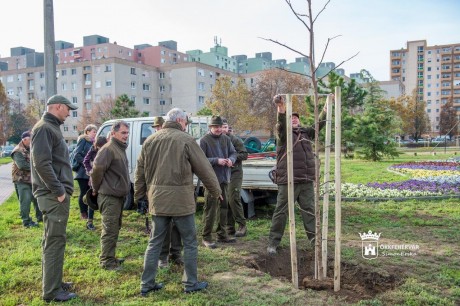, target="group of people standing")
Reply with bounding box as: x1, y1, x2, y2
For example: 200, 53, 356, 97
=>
11, 91, 325, 302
